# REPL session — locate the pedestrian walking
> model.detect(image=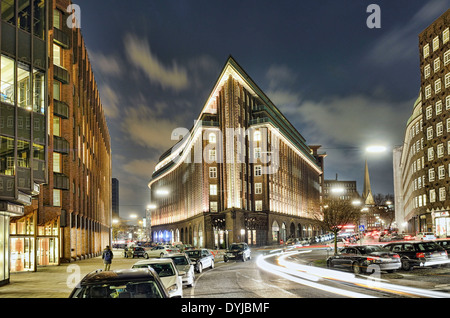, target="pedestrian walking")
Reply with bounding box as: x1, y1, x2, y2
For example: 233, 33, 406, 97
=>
102, 245, 113, 271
